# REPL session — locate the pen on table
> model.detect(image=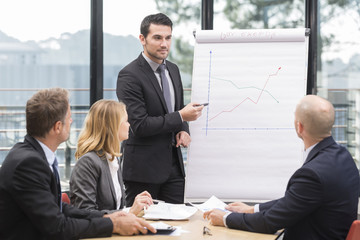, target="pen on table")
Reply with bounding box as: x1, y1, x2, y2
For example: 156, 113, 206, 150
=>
153, 199, 165, 204
203, 226, 212, 236
193, 103, 209, 107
